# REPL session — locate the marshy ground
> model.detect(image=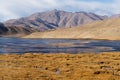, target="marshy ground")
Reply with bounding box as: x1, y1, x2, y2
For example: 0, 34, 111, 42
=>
0, 52, 120, 80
